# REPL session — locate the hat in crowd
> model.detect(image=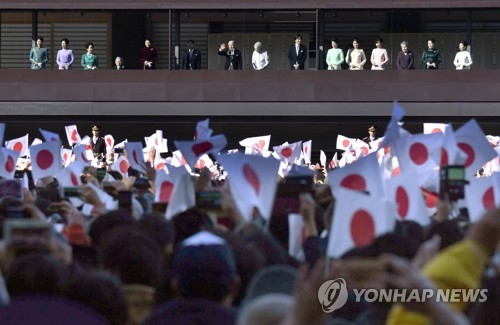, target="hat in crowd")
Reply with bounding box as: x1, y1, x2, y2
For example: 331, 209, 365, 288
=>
368, 125, 377, 132
172, 231, 236, 290
242, 264, 298, 304
92, 125, 101, 131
